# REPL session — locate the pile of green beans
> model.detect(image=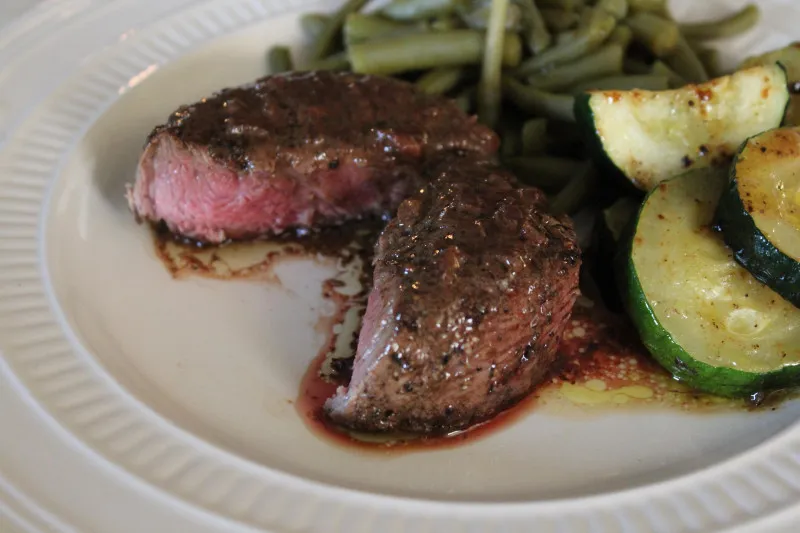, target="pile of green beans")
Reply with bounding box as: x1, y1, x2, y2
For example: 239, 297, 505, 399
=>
265, 0, 761, 215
